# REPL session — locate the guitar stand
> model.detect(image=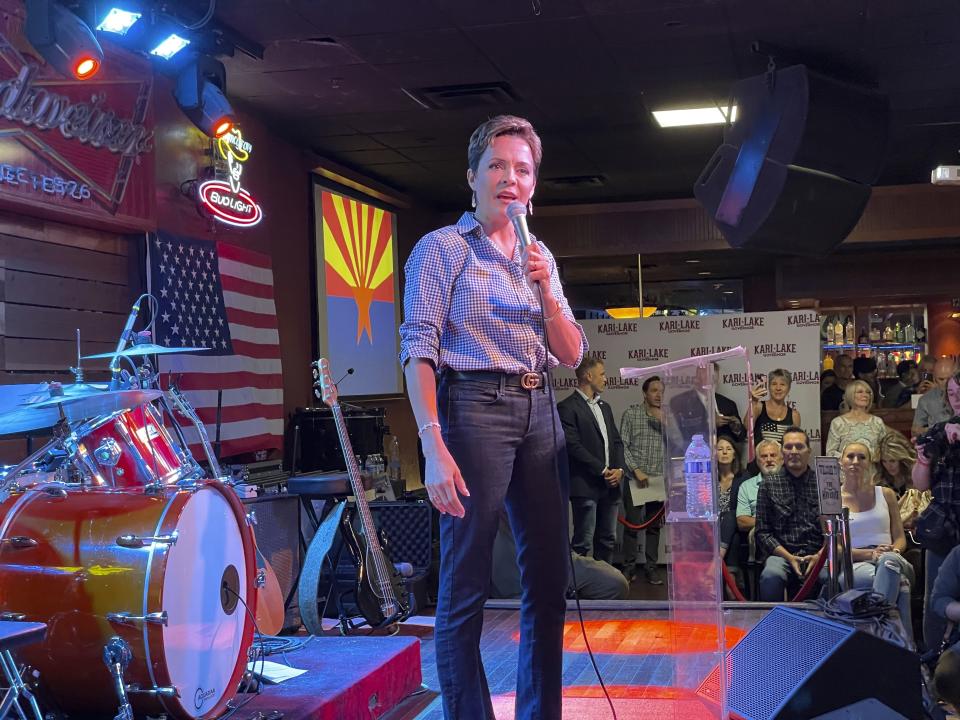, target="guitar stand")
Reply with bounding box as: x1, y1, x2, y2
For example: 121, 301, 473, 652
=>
297, 500, 412, 637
